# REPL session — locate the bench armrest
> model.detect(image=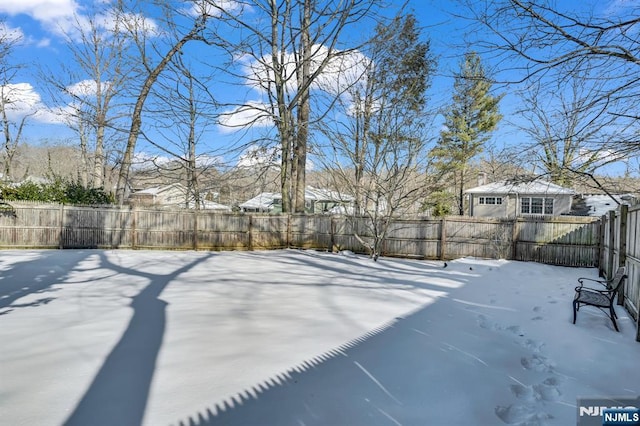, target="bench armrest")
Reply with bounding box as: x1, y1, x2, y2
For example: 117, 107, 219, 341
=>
575, 285, 615, 295
577, 277, 608, 288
